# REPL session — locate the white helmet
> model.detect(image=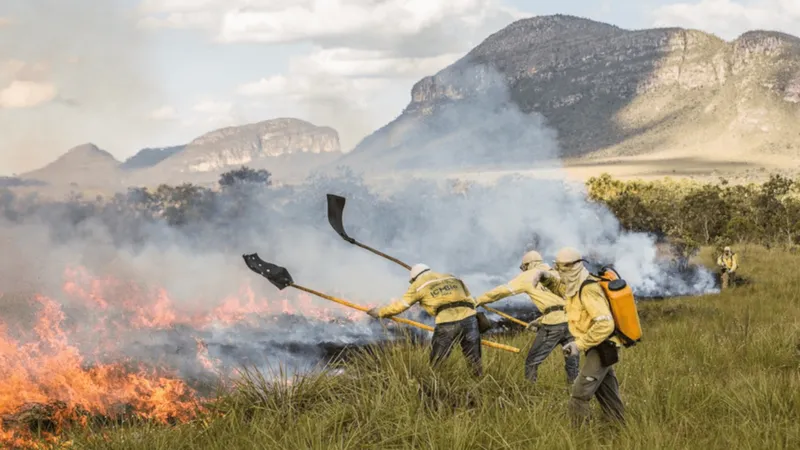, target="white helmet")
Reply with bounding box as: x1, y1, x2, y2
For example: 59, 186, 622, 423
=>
520, 250, 543, 270
409, 263, 430, 282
